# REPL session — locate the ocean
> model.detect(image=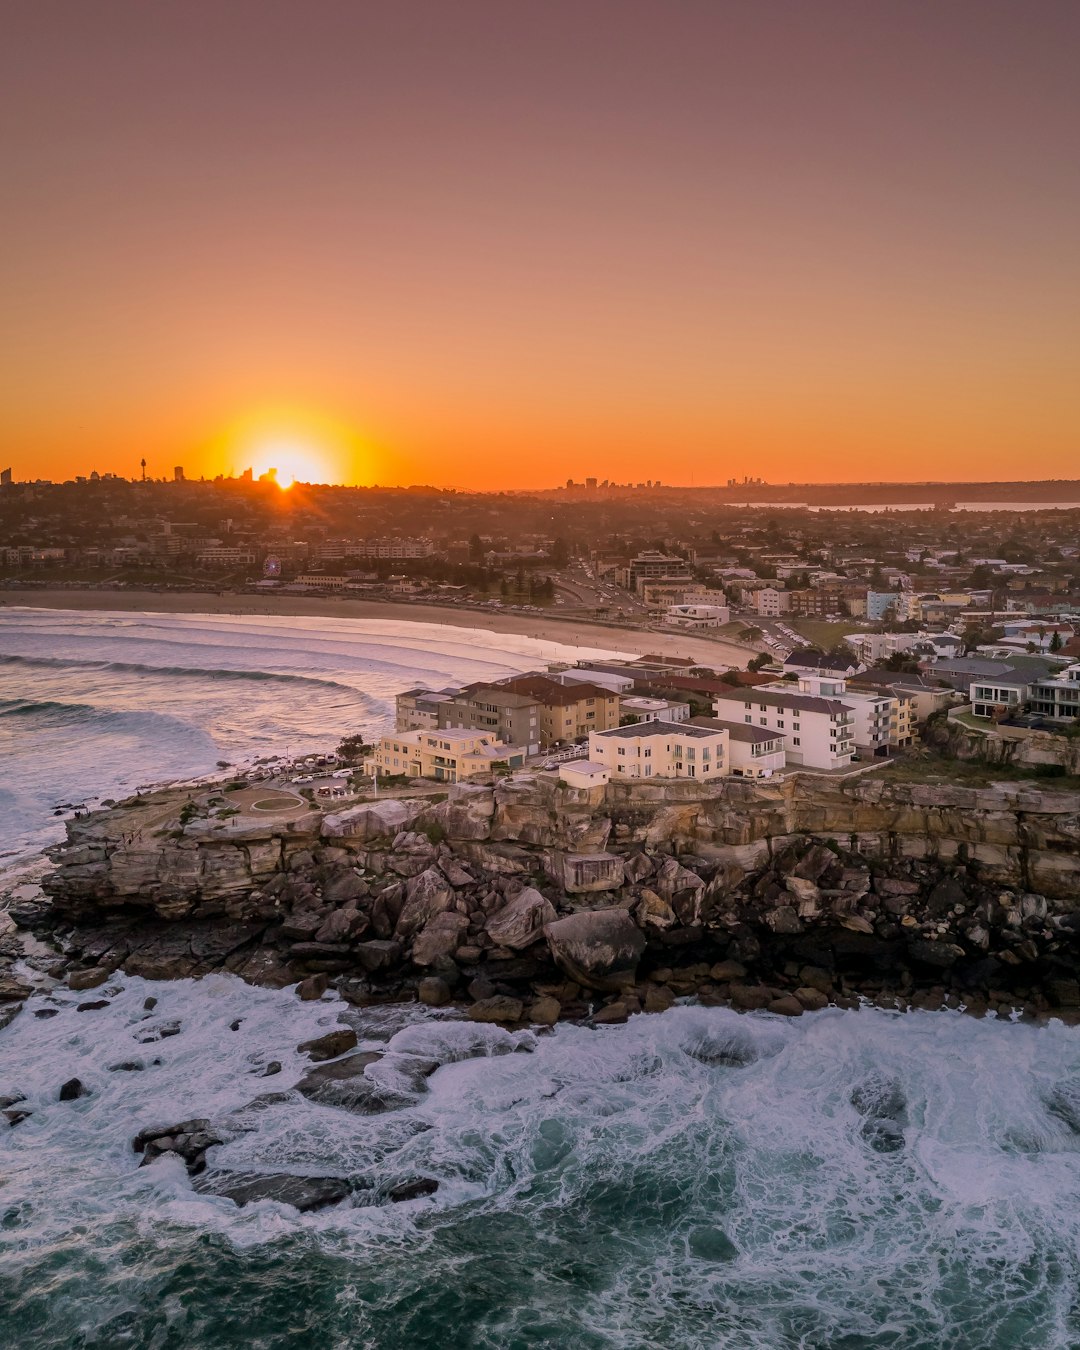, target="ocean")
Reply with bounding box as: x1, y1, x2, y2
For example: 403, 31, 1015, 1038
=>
3, 607, 1080, 1349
